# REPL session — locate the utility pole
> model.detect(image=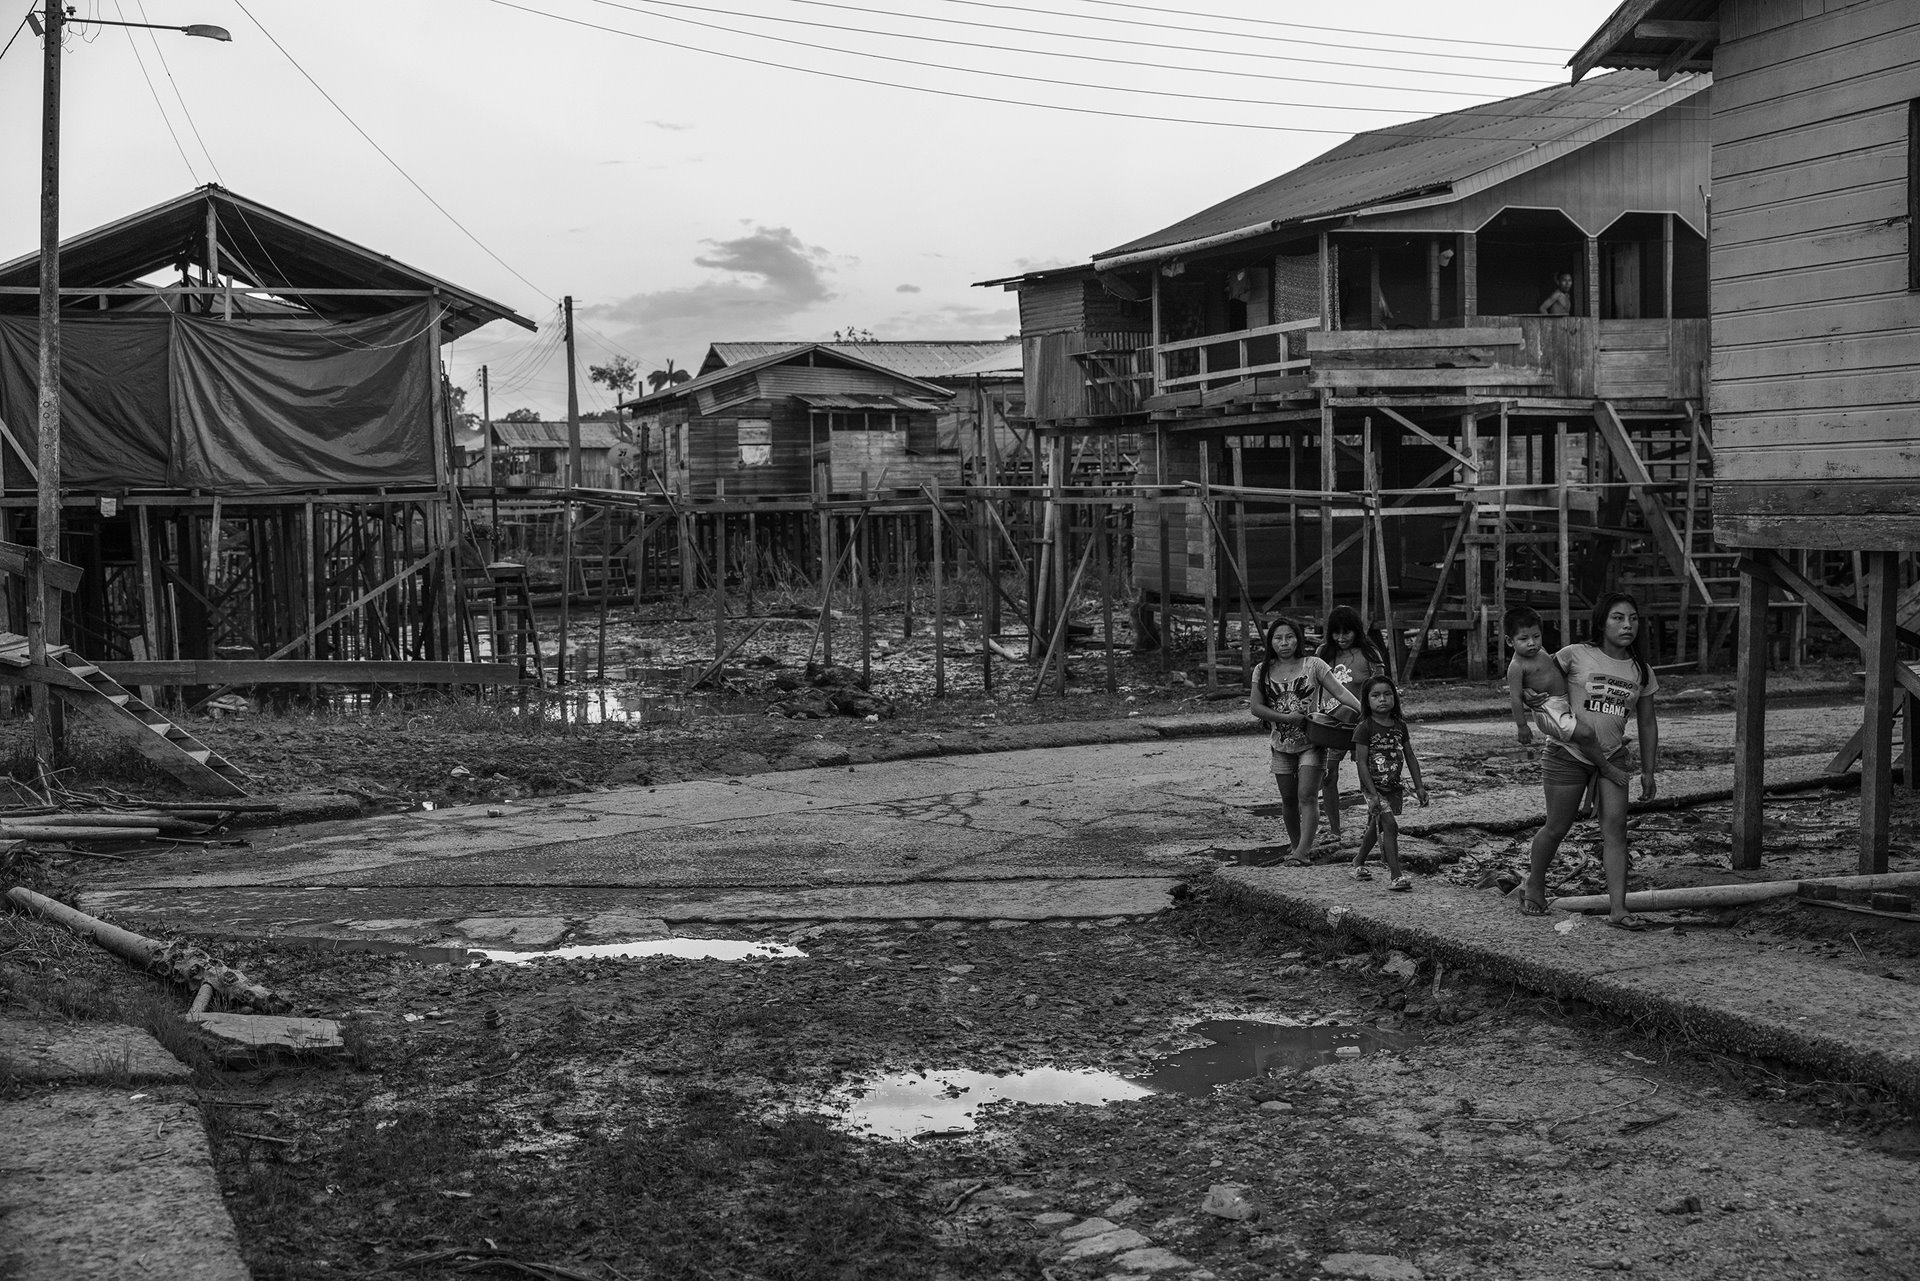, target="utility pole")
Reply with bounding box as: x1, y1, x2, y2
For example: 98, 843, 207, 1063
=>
479, 364, 491, 487
32, 0, 65, 766
564, 296, 580, 488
